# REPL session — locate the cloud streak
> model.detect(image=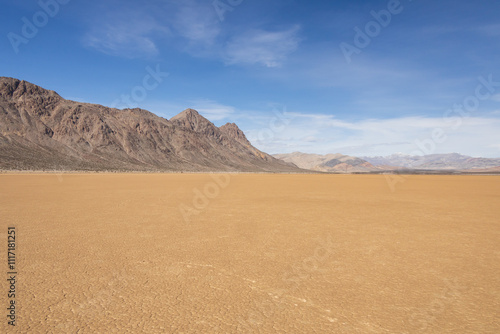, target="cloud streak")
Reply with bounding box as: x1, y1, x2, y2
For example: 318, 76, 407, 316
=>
245, 113, 500, 158
82, 11, 169, 59
189, 100, 235, 121
223, 26, 301, 67
171, 0, 221, 46
81, 1, 301, 67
